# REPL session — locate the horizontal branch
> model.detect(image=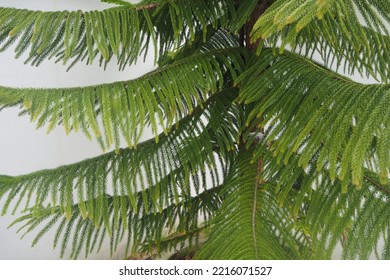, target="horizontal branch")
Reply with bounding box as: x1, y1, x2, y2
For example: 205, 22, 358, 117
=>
136, 3, 160, 11
0, 48, 244, 150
